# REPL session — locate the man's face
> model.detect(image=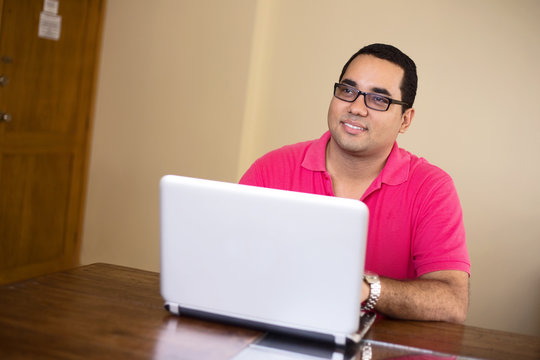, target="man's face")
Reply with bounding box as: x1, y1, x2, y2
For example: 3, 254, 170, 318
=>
327, 54, 414, 159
